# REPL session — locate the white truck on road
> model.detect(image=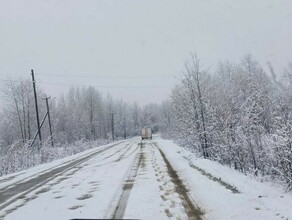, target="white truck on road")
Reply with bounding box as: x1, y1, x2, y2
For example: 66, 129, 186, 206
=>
141, 128, 152, 140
